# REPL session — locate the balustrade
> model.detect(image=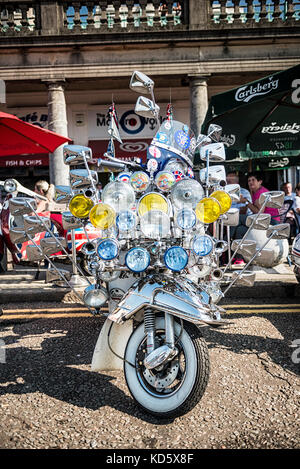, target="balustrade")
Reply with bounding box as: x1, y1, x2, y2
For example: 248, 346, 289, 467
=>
0, 0, 298, 36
